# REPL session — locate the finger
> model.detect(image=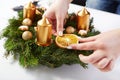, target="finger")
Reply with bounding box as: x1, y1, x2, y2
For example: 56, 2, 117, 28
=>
43, 11, 56, 25
99, 60, 114, 72
47, 18, 54, 25
68, 41, 97, 50
78, 35, 98, 42
94, 58, 110, 69
44, 18, 57, 36
56, 15, 64, 36
79, 50, 105, 64
51, 19, 57, 31
43, 10, 54, 19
